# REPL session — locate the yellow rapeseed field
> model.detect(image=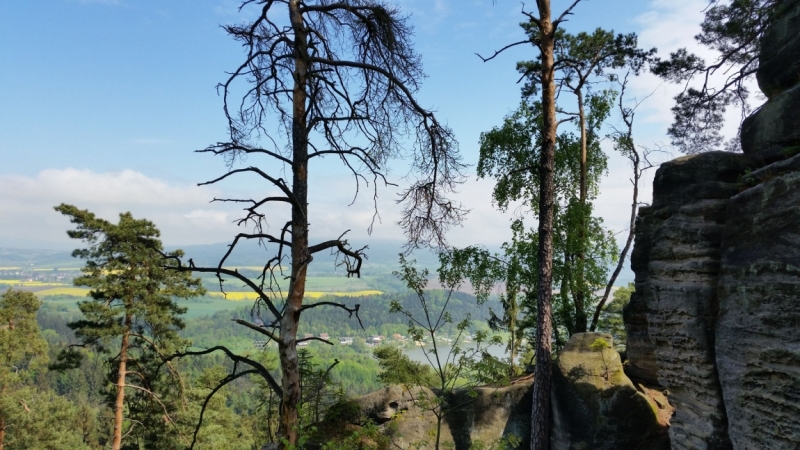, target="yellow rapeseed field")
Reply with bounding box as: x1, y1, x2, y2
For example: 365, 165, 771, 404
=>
34, 287, 90, 296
